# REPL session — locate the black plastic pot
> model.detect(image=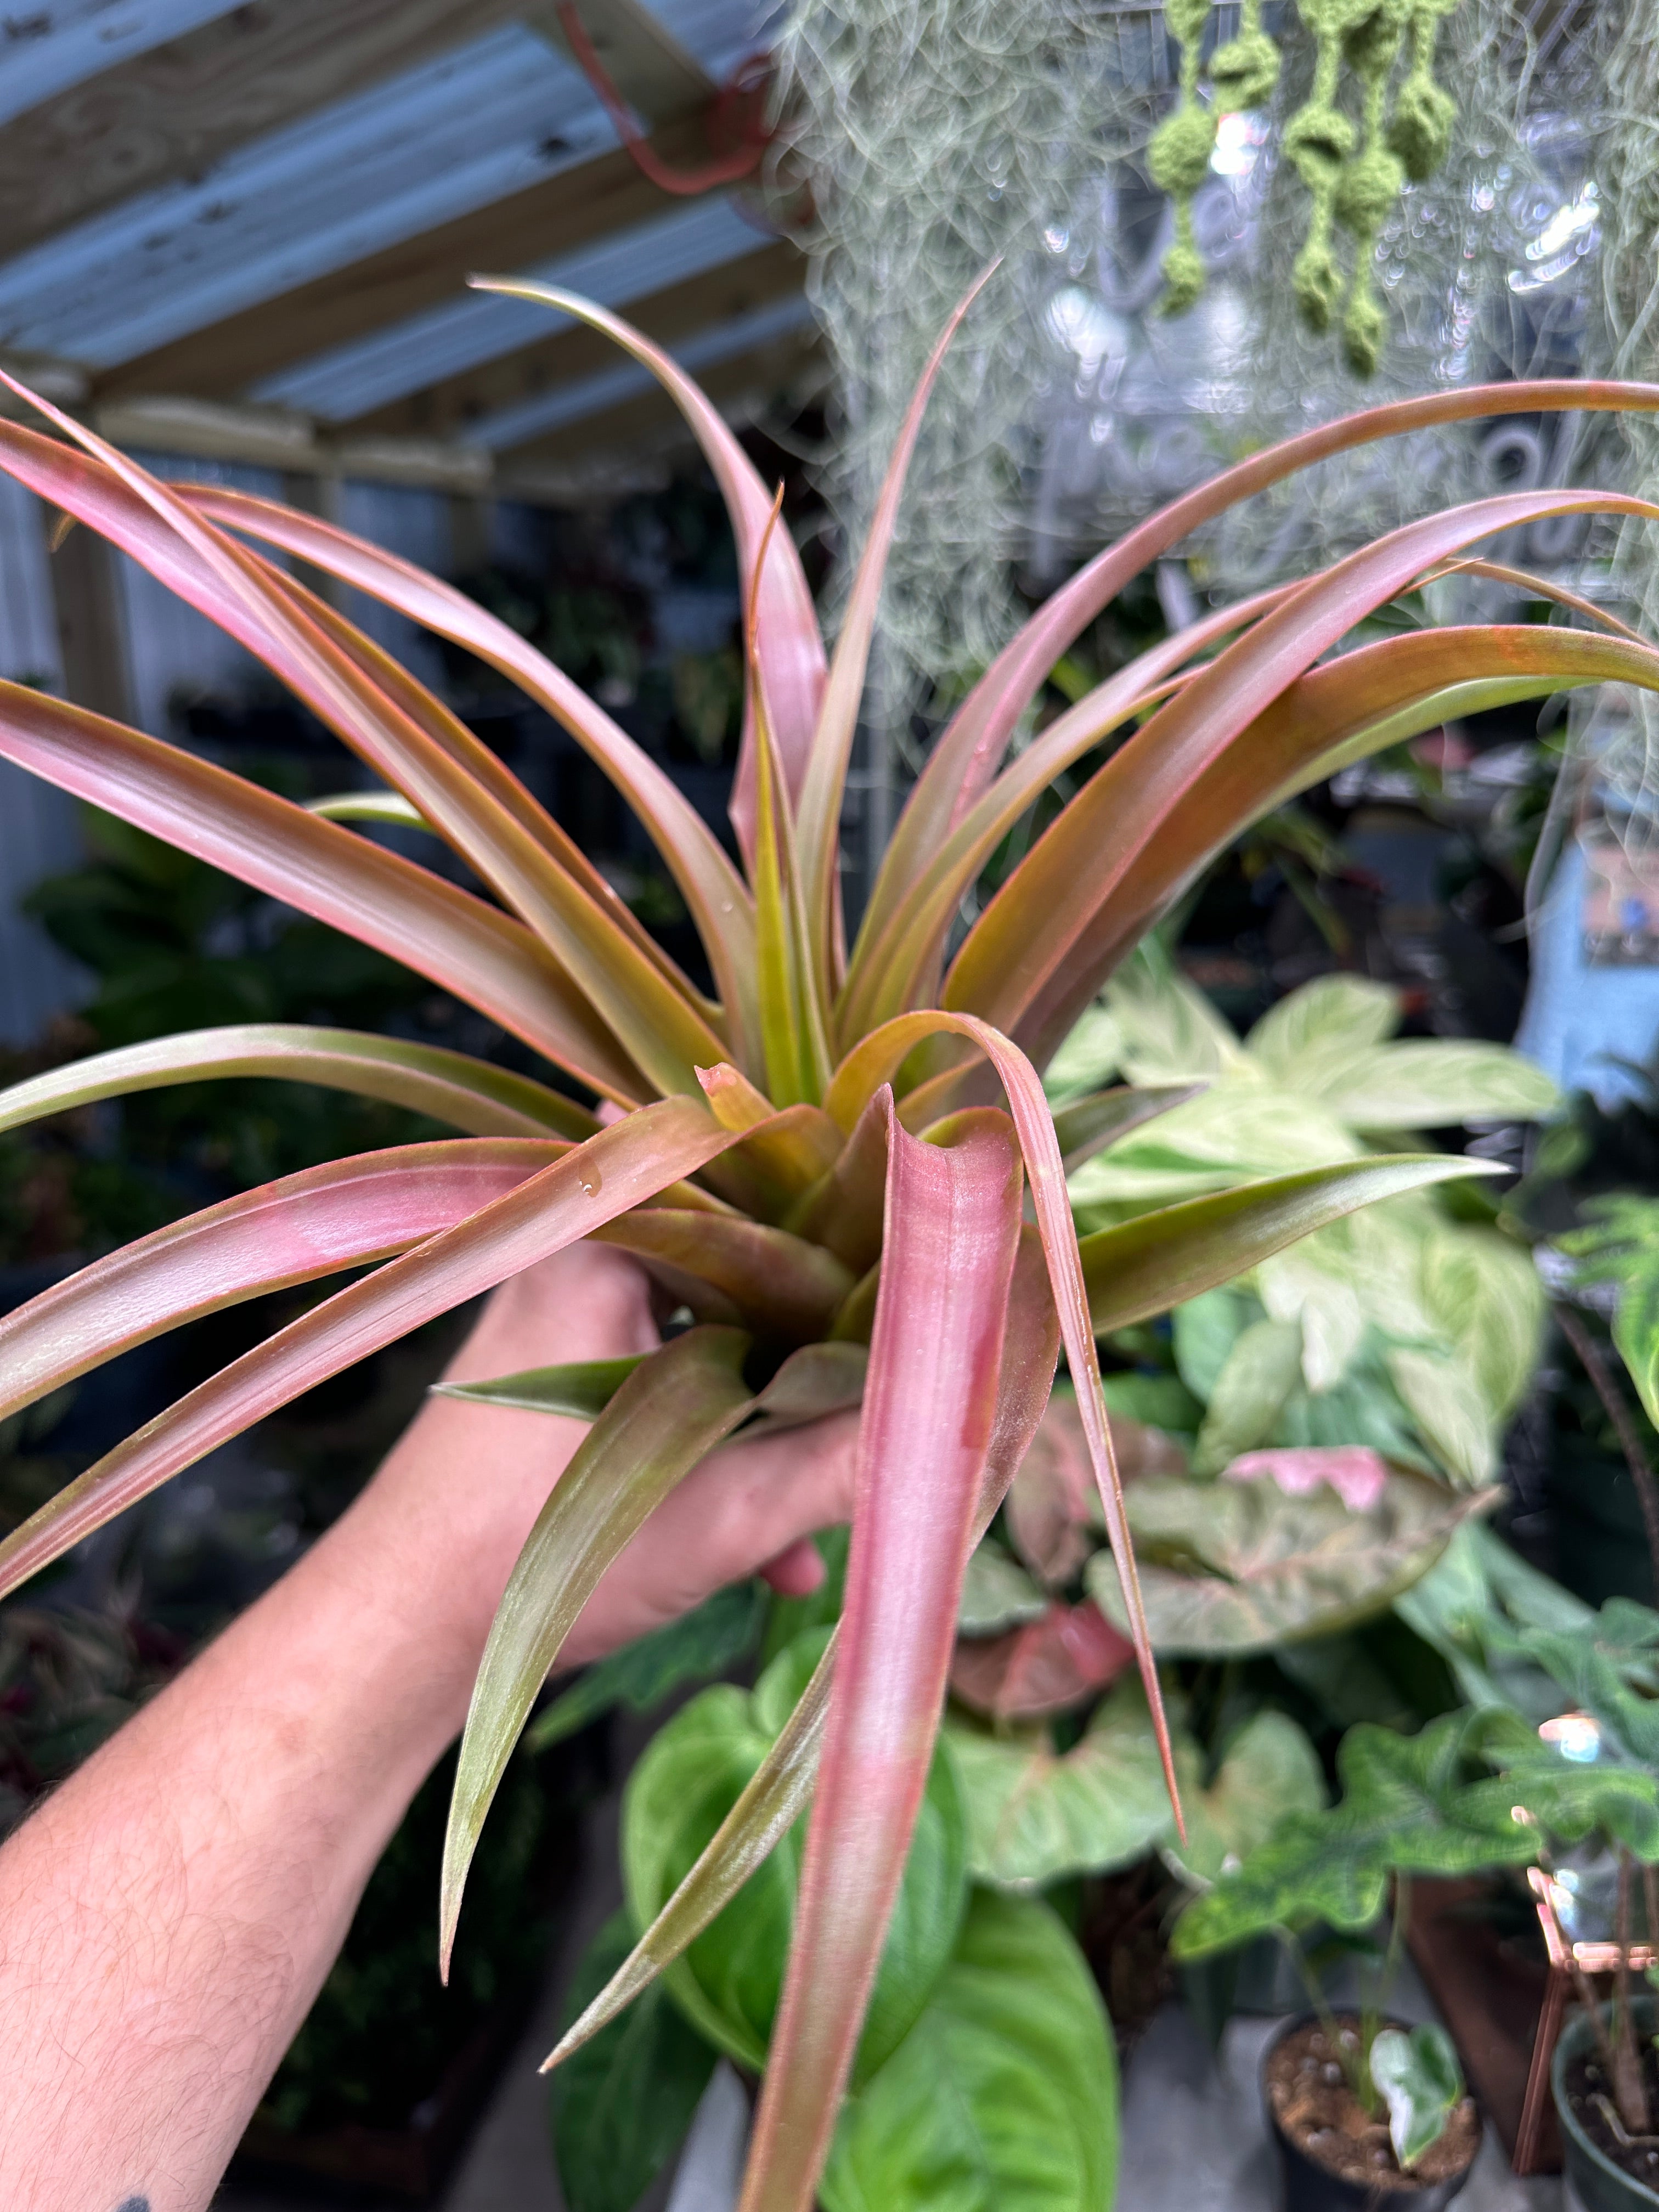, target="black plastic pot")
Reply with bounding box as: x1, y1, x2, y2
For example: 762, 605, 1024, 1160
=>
1553, 2000, 1659, 2212
1262, 2014, 1478, 2212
